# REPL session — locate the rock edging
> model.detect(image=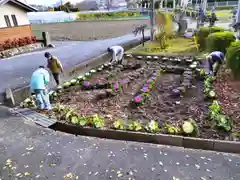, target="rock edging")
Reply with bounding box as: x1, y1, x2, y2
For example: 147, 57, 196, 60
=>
0, 43, 44, 59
